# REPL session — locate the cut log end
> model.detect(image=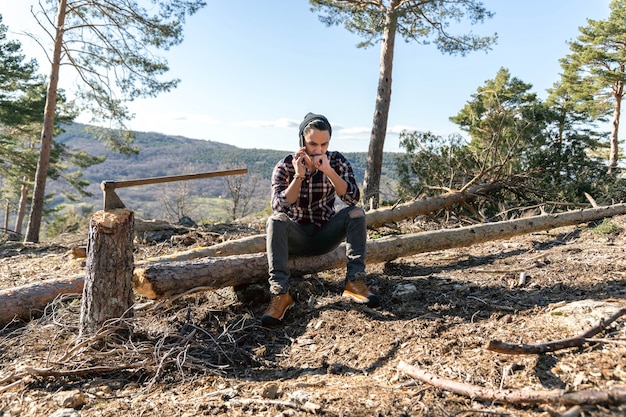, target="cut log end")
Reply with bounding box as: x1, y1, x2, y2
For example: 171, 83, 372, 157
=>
132, 268, 159, 299
92, 209, 134, 231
